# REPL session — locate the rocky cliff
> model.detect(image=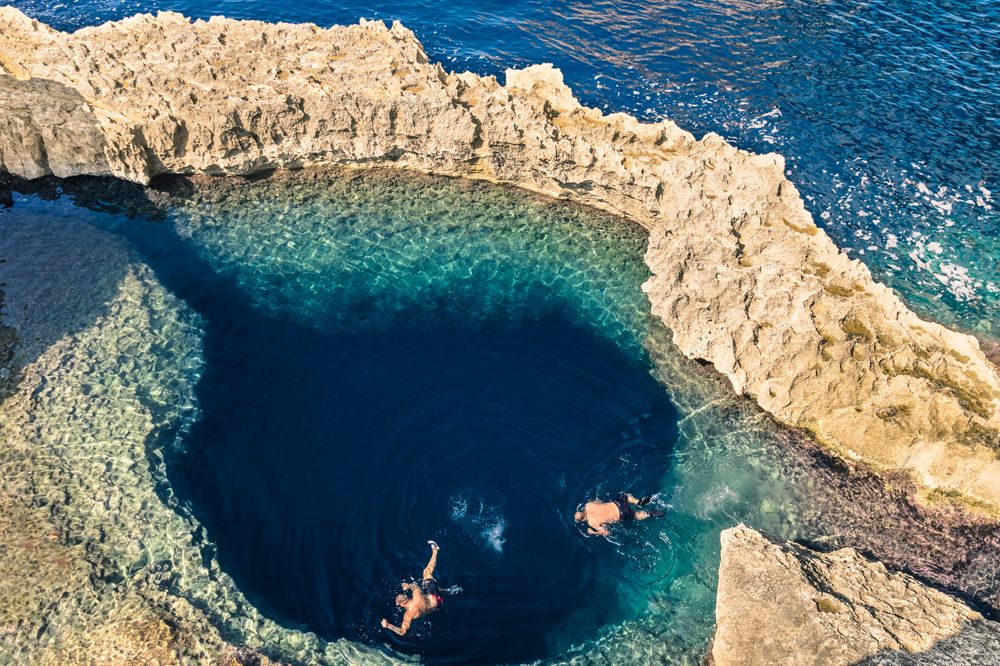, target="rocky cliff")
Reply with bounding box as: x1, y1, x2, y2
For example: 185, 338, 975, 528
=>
712, 525, 1000, 665
1, 8, 999, 514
